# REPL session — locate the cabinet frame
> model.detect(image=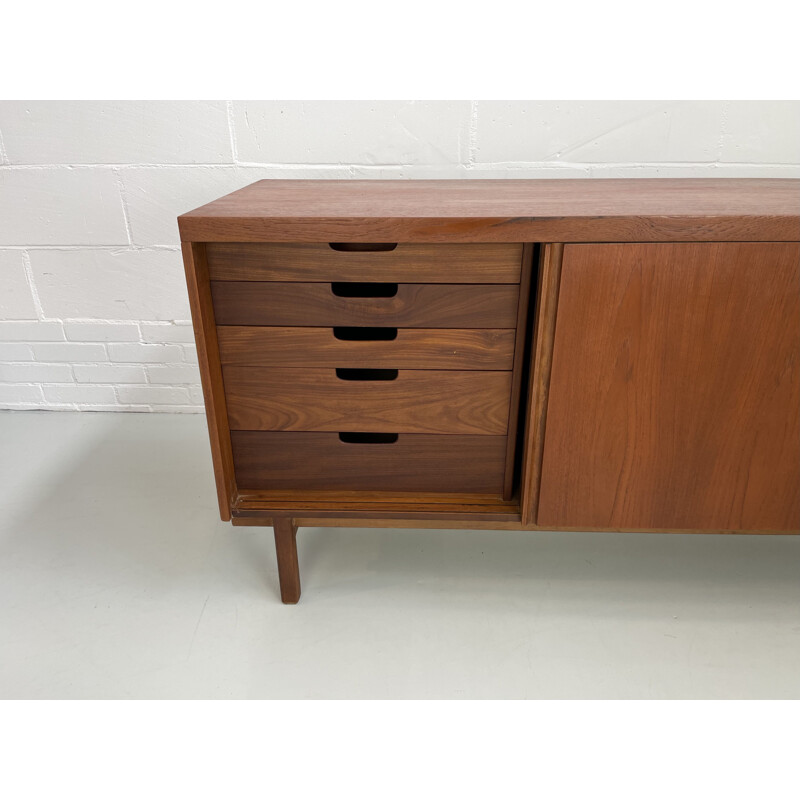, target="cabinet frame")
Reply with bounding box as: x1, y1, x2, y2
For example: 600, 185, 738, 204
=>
179, 179, 800, 603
